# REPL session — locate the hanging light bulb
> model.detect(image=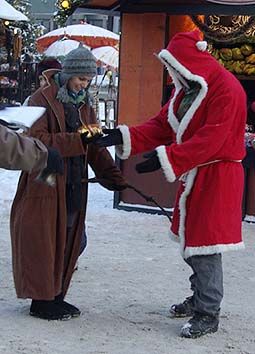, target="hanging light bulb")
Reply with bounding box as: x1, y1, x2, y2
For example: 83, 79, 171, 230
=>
4, 20, 10, 26
61, 0, 70, 9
